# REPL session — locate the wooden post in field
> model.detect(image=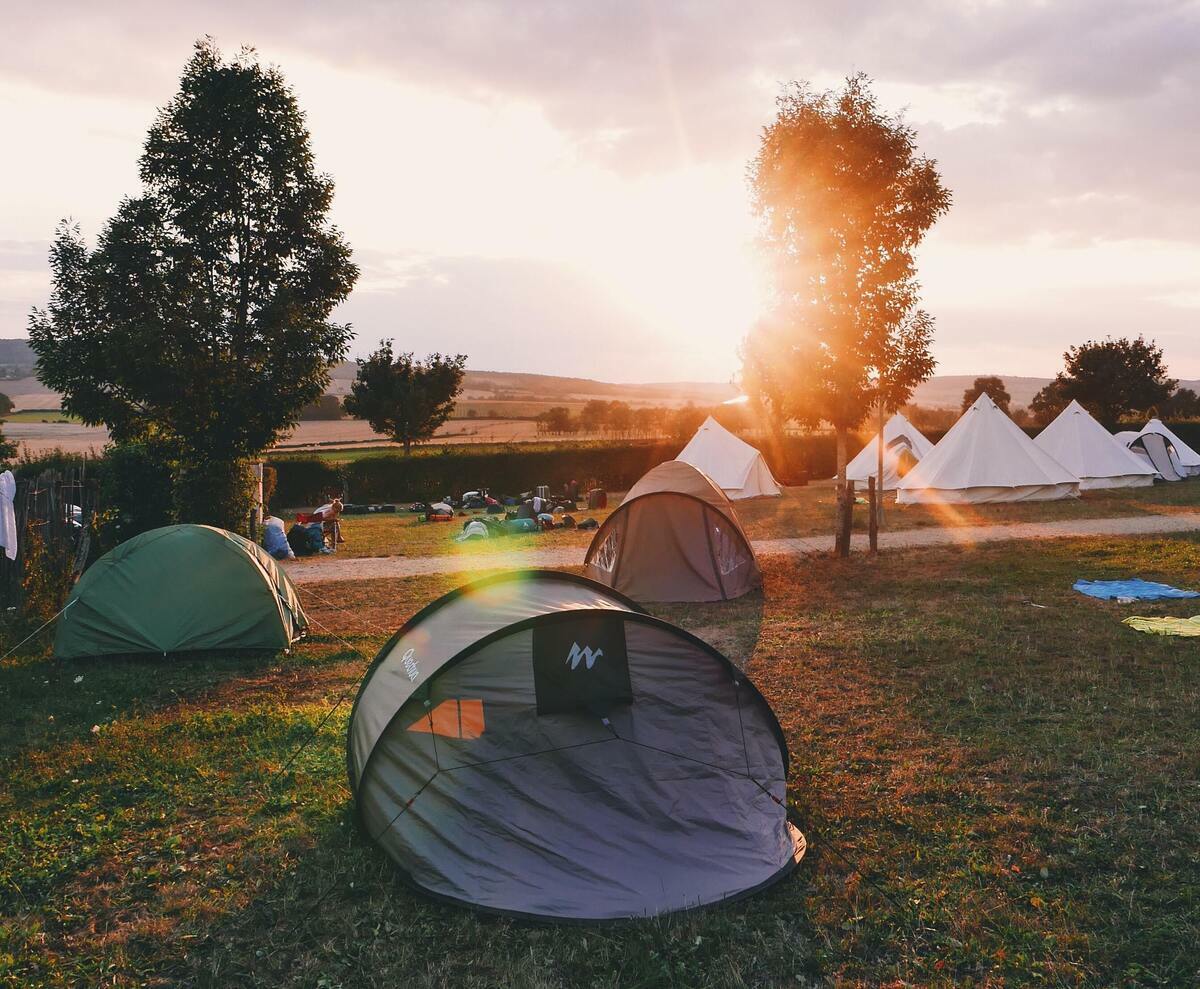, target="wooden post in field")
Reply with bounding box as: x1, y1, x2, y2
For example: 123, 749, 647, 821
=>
868, 475, 878, 554
876, 402, 885, 529
837, 479, 855, 558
